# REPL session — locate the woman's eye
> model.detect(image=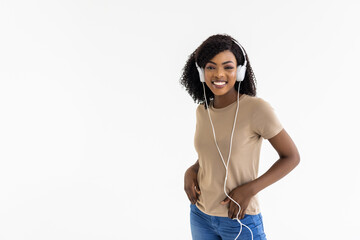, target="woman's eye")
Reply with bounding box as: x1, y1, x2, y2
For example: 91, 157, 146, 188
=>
206, 66, 233, 70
